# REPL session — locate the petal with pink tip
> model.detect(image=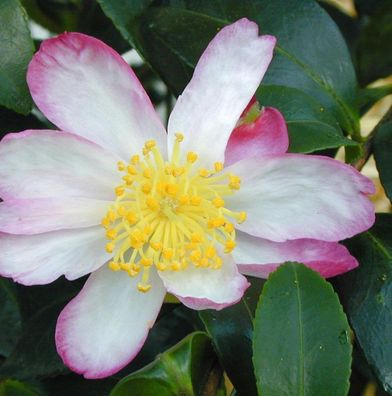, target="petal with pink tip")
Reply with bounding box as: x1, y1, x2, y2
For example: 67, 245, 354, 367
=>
225, 106, 289, 165
226, 154, 375, 242
233, 231, 358, 278
168, 18, 276, 168
0, 130, 121, 201
0, 198, 109, 234
27, 33, 167, 159
56, 265, 165, 379
158, 255, 249, 310
0, 226, 109, 285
